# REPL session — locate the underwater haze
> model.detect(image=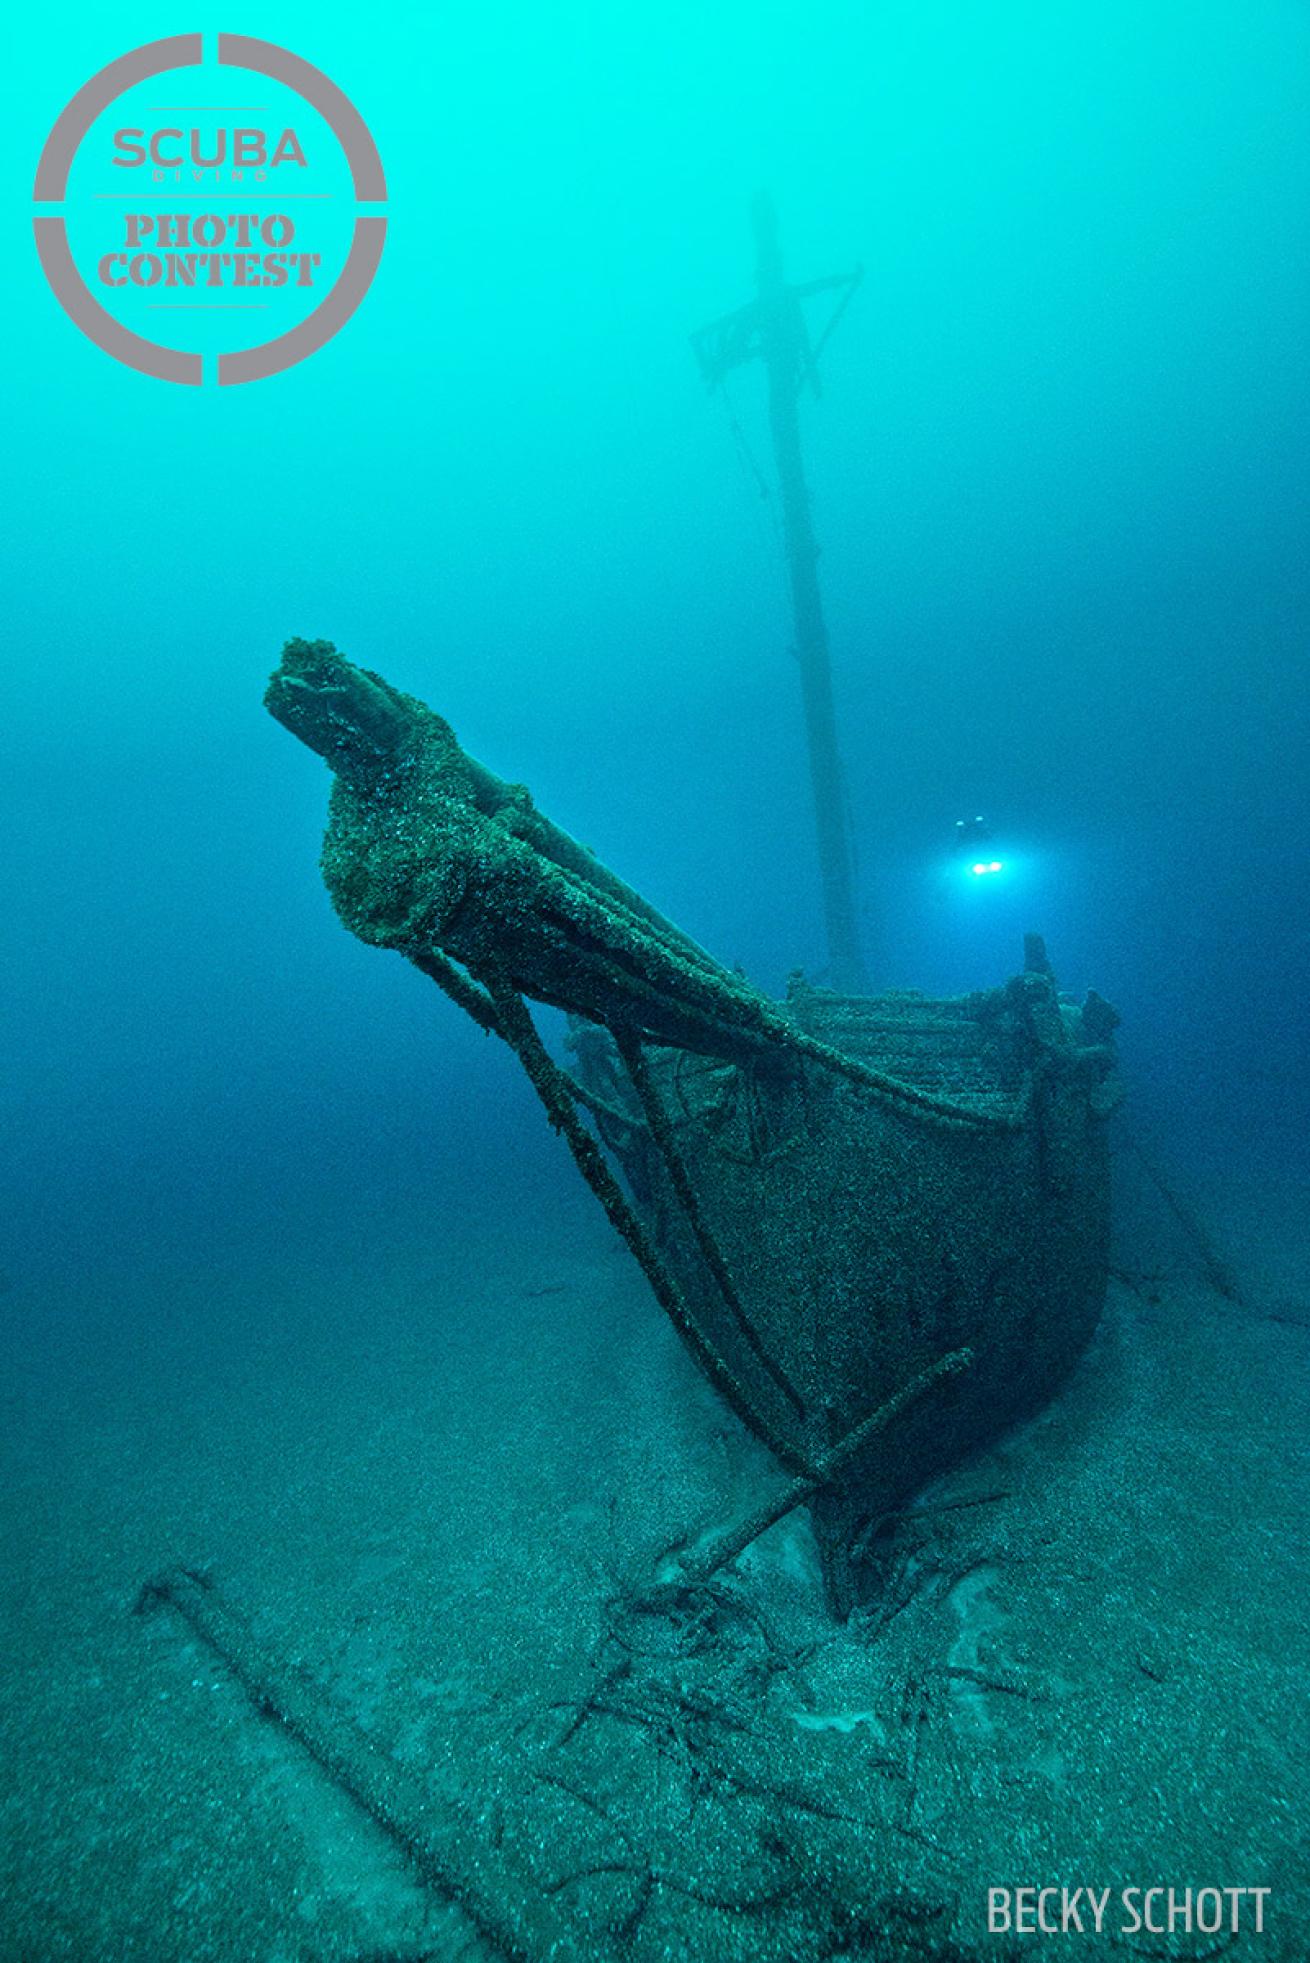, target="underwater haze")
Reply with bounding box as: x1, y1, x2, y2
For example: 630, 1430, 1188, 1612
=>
7, 0, 1307, 1287
3, 3, 1309, 1959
